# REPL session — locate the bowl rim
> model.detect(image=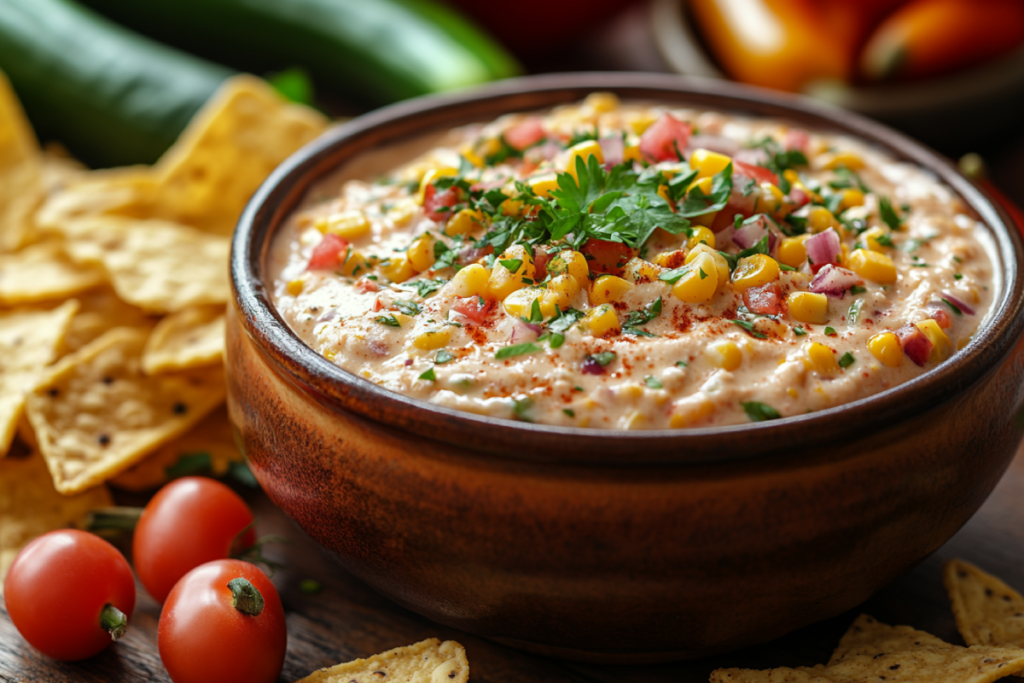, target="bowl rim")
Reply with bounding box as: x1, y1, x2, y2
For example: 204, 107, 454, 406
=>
231, 71, 1024, 466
